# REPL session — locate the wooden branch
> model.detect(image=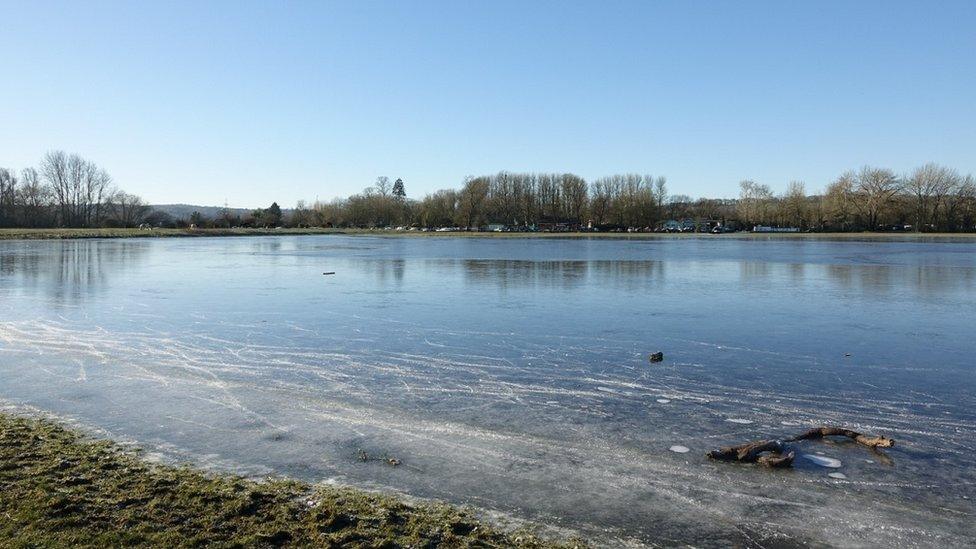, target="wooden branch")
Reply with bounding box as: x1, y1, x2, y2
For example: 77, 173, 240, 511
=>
786, 427, 894, 448
707, 426, 894, 469
706, 439, 795, 468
